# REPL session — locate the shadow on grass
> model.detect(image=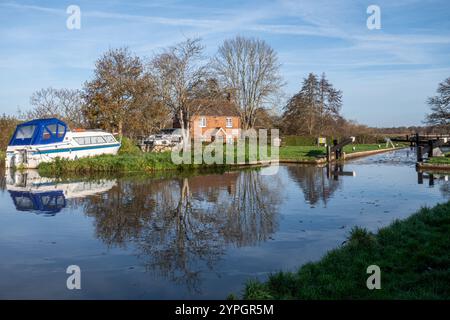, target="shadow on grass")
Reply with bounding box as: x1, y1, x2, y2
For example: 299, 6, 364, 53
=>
305, 150, 326, 157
